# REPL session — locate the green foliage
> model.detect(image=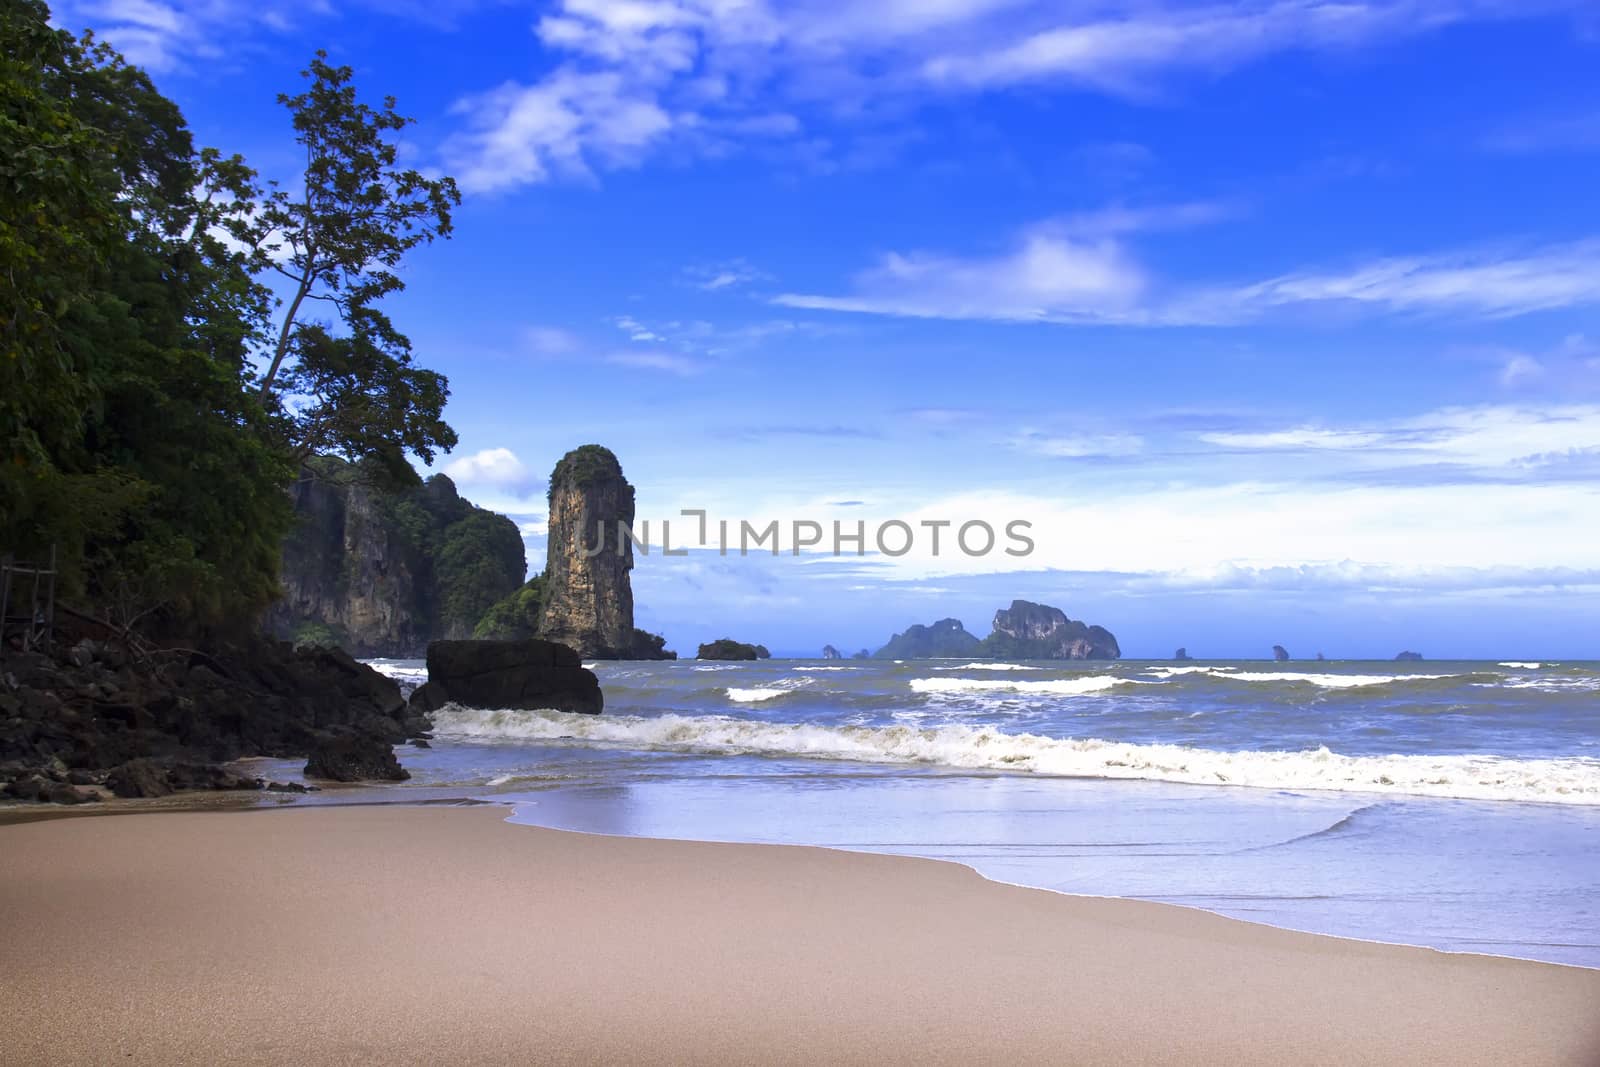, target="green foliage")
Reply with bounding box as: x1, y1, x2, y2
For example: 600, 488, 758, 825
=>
254, 51, 461, 470
1, 3, 291, 631
435, 510, 526, 637
474, 574, 548, 640
697, 638, 770, 661
1, 9, 458, 639
629, 628, 675, 659
548, 444, 624, 498
292, 620, 347, 649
